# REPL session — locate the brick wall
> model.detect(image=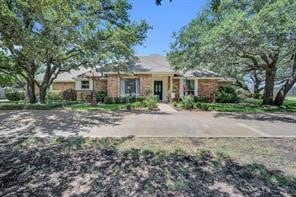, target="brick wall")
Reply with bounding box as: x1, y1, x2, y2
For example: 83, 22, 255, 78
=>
107, 75, 119, 97
198, 79, 219, 100
139, 74, 152, 96
52, 82, 75, 91
95, 79, 107, 92
173, 78, 180, 99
